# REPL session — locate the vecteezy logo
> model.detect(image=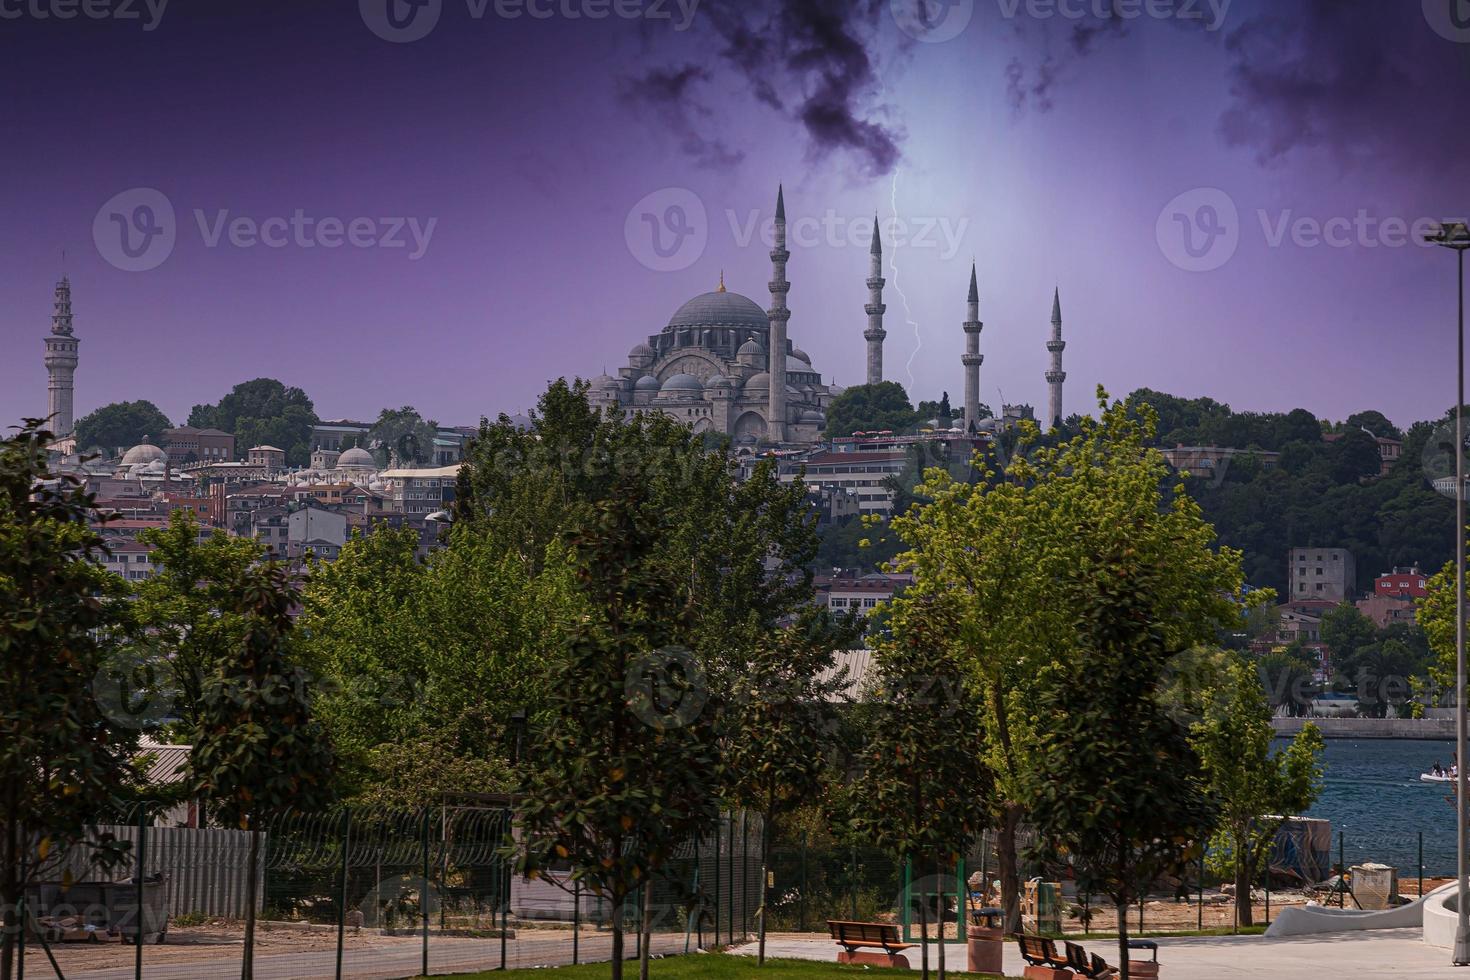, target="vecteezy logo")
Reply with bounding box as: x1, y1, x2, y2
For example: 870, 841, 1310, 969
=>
1422, 420, 1467, 499
360, 0, 442, 43
1425, 0, 1470, 42
1156, 187, 1239, 273
93, 188, 177, 272
624, 188, 707, 273
890, 0, 974, 42
625, 645, 708, 730
92, 647, 179, 730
